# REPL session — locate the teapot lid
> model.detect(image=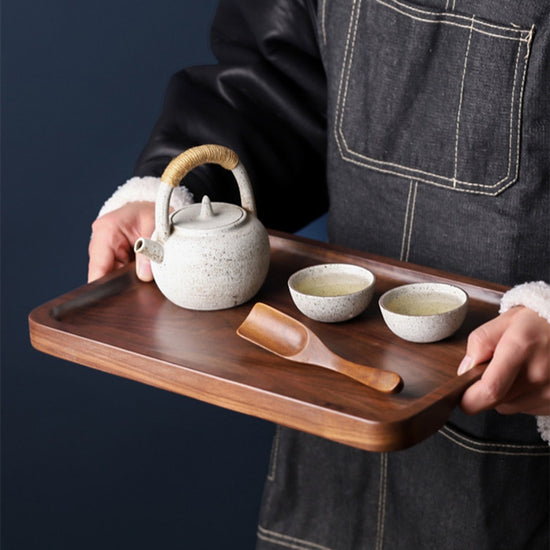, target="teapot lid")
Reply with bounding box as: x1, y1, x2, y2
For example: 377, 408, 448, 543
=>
171, 195, 245, 230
